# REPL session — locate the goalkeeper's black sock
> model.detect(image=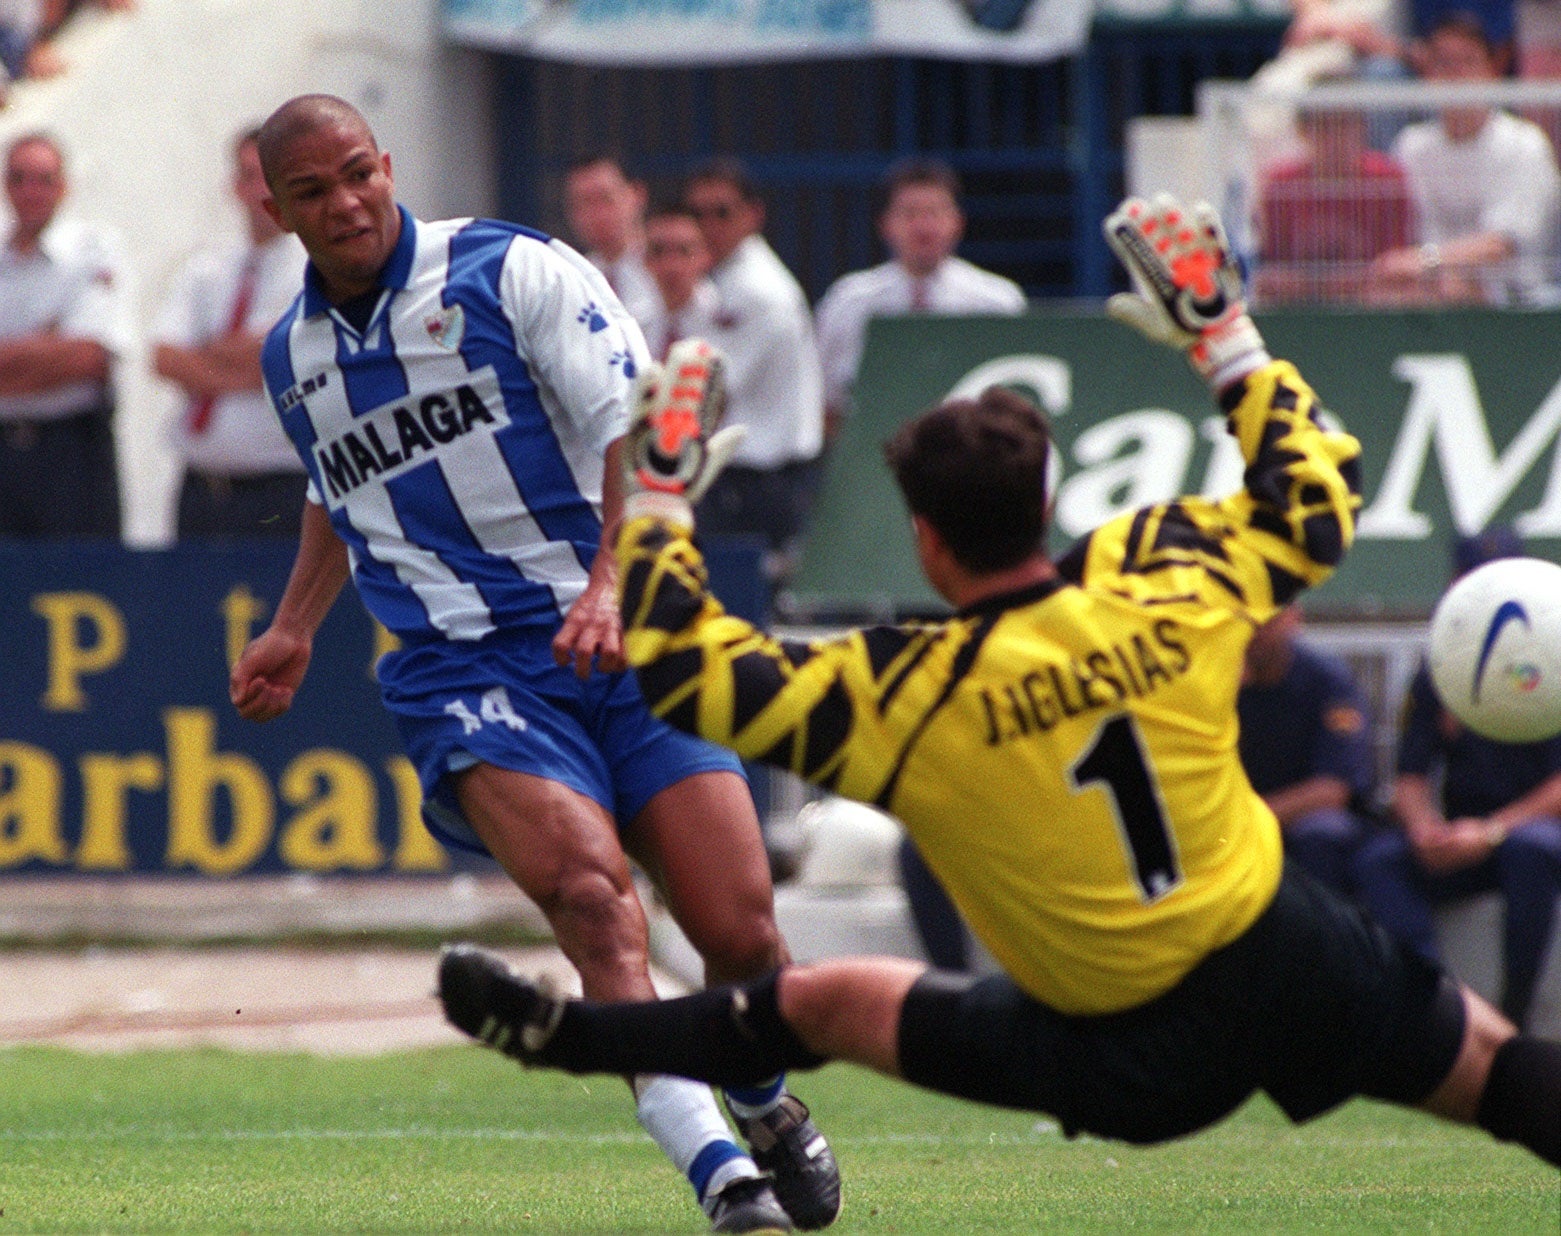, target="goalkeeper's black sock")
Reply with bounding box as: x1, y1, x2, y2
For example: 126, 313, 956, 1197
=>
546, 968, 827, 1086
1475, 1035, 1561, 1167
